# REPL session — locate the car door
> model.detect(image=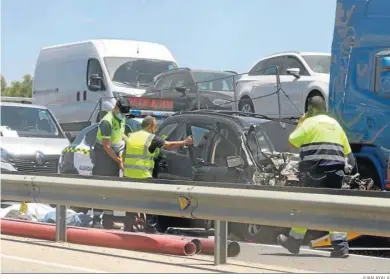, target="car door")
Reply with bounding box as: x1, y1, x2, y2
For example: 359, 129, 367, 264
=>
279, 55, 312, 117
155, 121, 194, 180
192, 122, 244, 183
250, 56, 286, 118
